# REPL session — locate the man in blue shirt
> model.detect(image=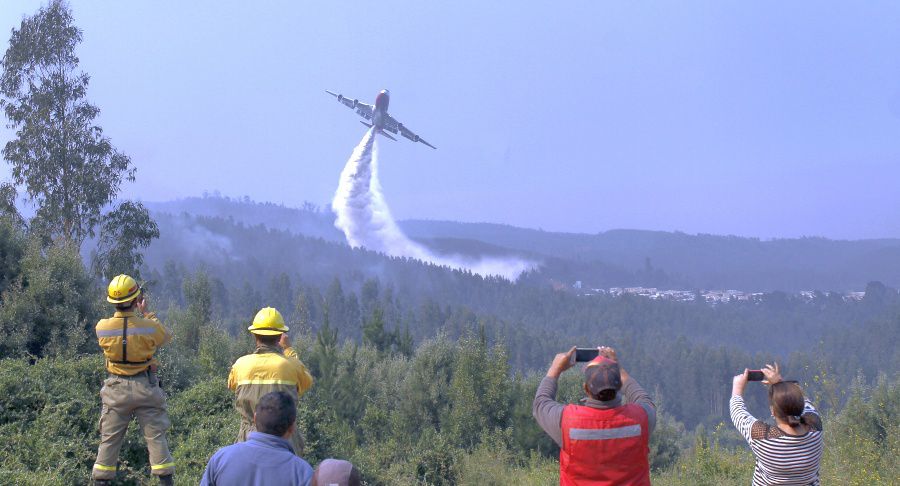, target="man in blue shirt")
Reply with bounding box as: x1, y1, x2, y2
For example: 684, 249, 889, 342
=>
201, 391, 313, 486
